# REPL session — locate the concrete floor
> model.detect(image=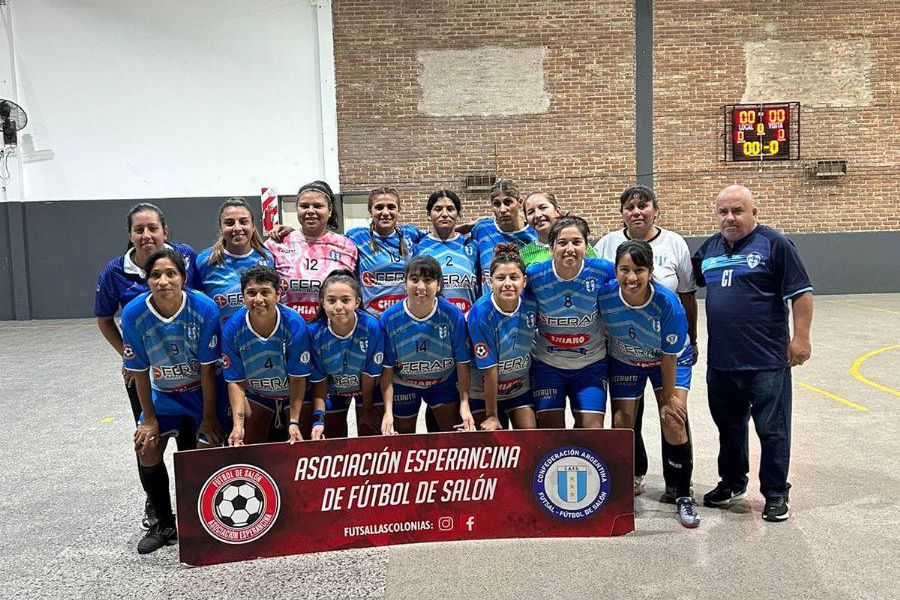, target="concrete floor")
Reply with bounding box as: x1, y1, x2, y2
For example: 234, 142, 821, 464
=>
1, 294, 897, 600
